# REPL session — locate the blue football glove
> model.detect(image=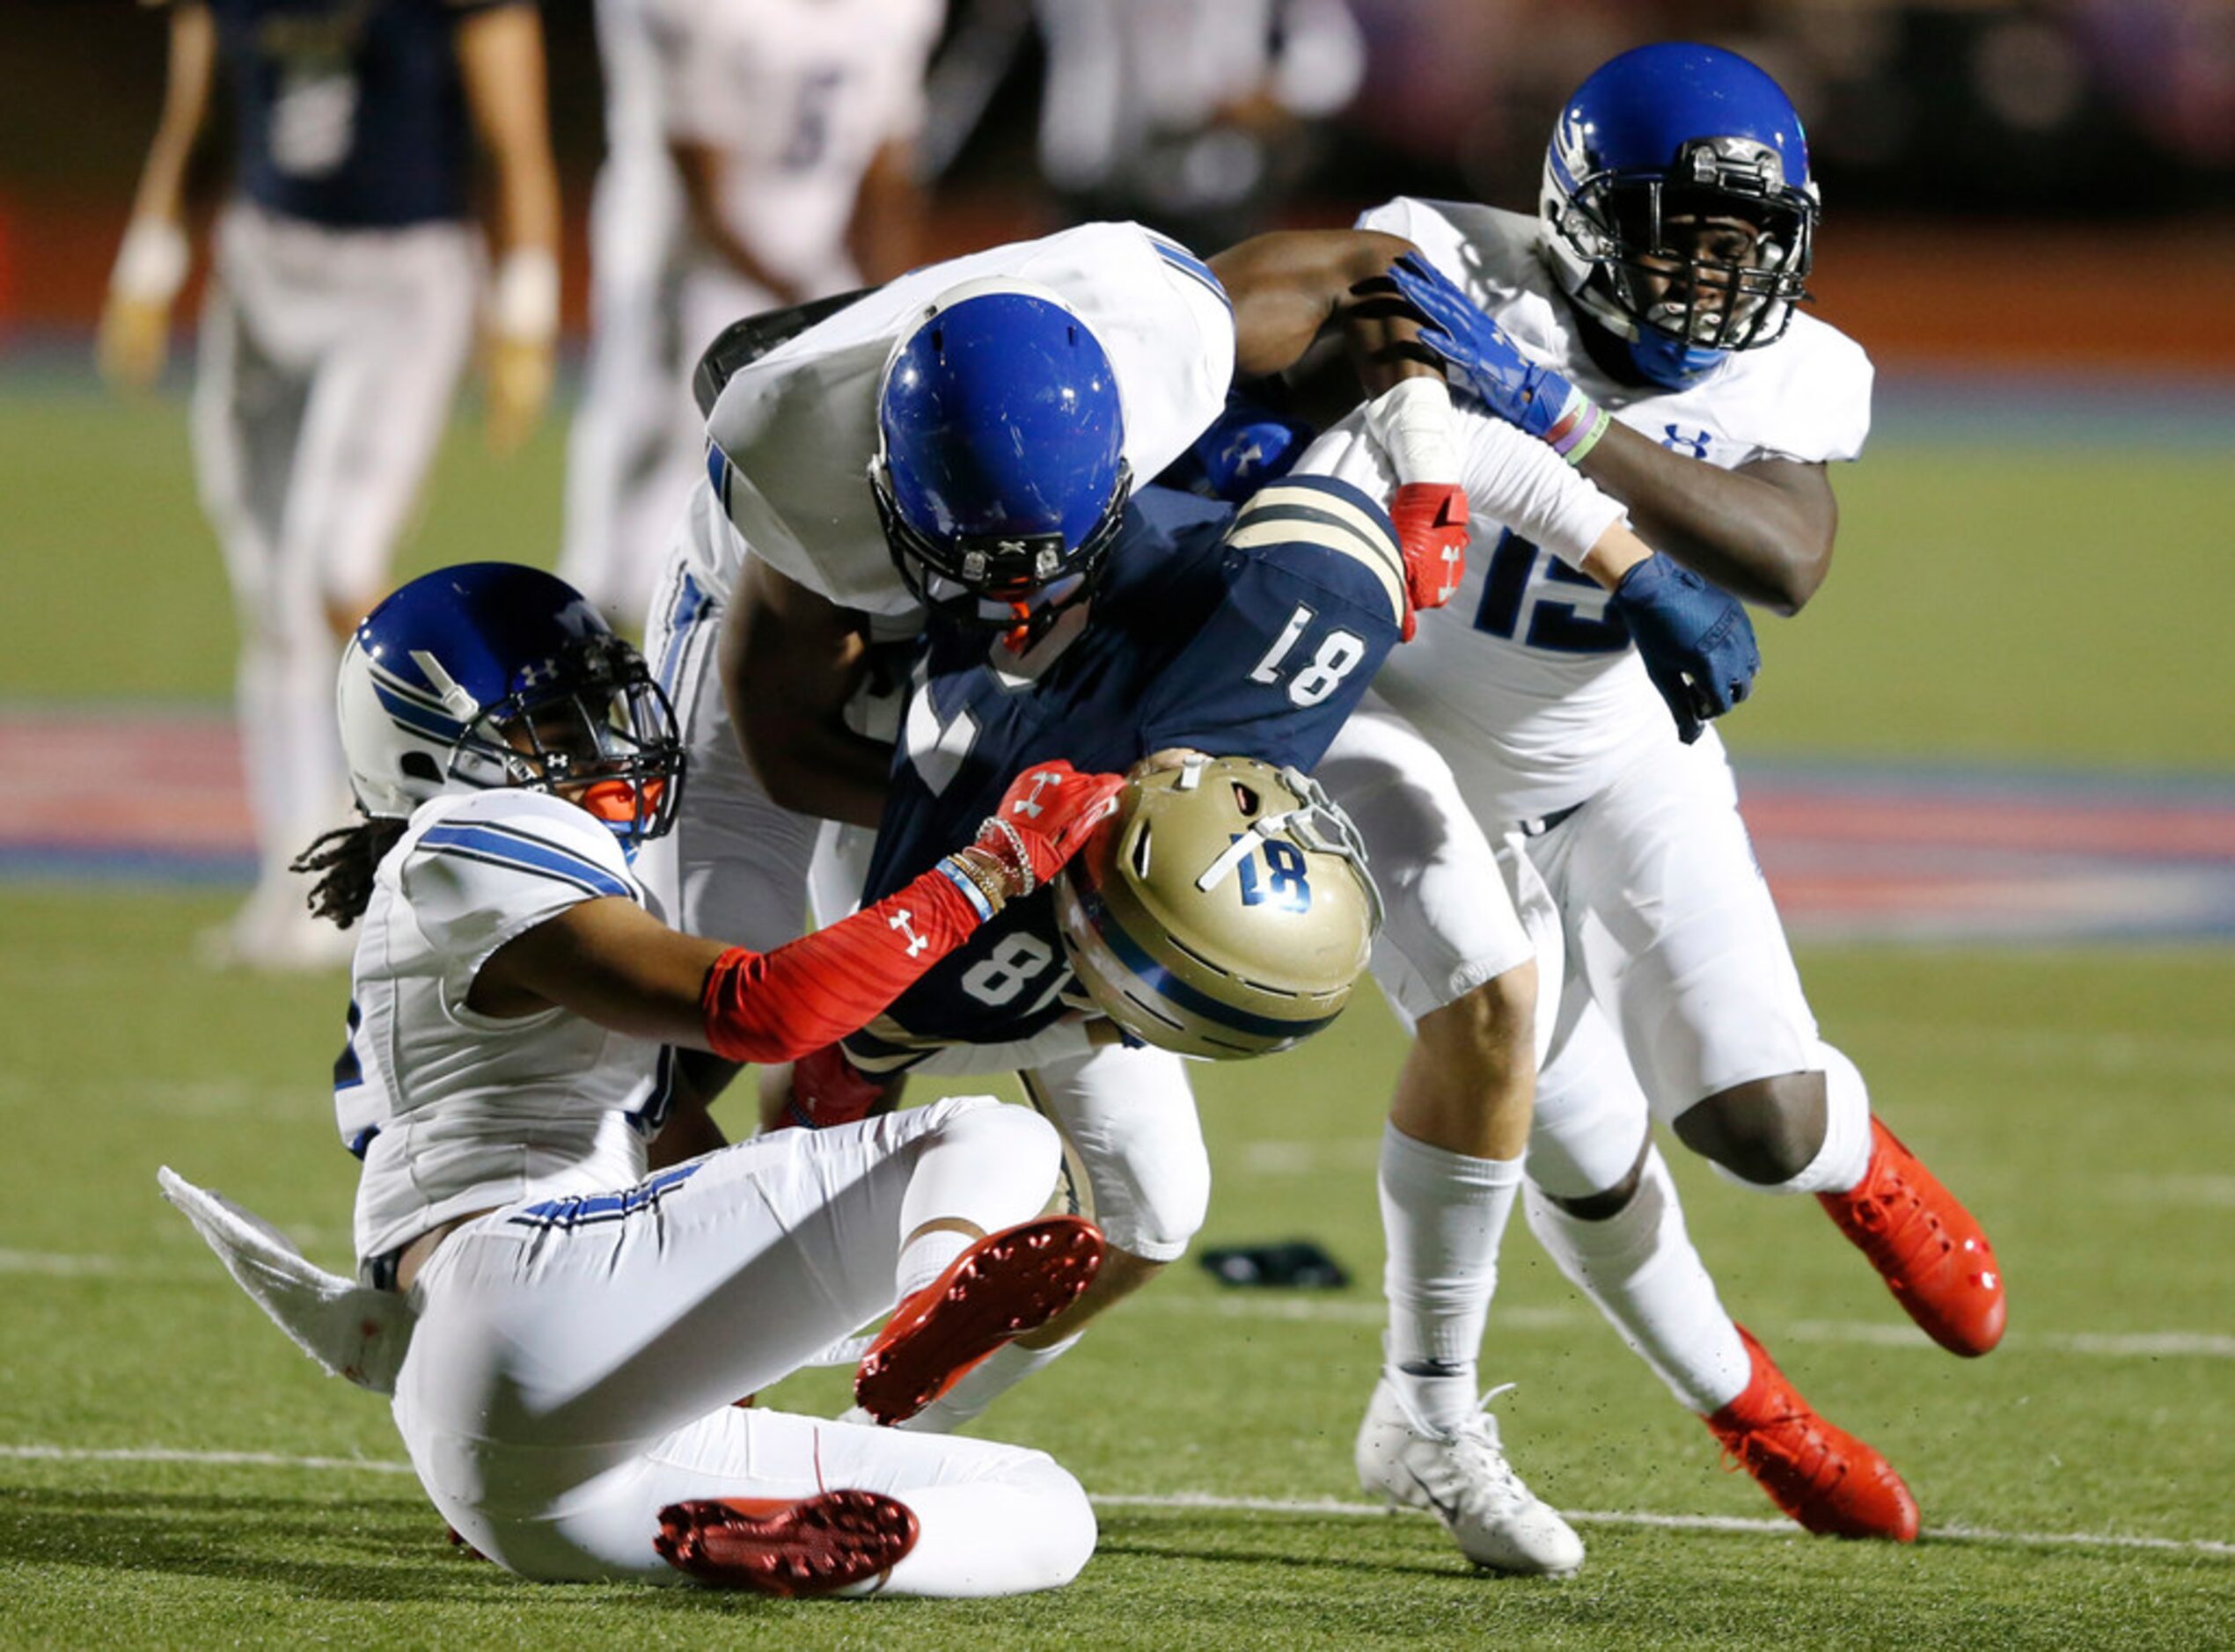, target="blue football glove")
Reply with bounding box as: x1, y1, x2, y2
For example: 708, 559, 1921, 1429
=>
1388, 253, 1609, 464
1171, 395, 1316, 503
1607, 553, 1761, 743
